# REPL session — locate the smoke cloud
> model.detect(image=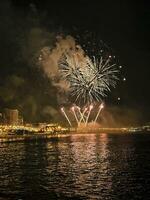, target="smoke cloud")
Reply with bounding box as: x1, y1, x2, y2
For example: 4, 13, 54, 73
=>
37, 35, 88, 104
99, 105, 144, 127
38, 35, 86, 89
